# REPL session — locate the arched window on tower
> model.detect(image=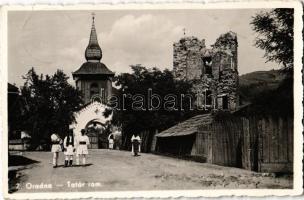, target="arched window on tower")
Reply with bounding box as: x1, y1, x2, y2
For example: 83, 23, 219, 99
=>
90, 83, 99, 100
